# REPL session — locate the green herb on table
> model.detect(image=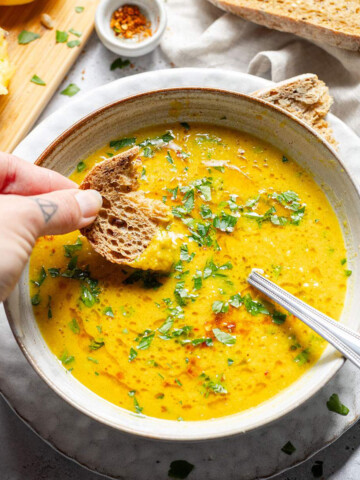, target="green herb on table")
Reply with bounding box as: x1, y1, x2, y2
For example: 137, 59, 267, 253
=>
281, 441, 296, 455
31, 75, 46, 86
67, 40, 81, 48
109, 137, 136, 150
18, 30, 40, 45
69, 28, 82, 37
69, 318, 80, 334
75, 6, 84, 13
326, 393, 349, 416
128, 390, 143, 413
168, 460, 194, 479
110, 58, 131, 70
60, 83, 80, 97
56, 30, 69, 43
